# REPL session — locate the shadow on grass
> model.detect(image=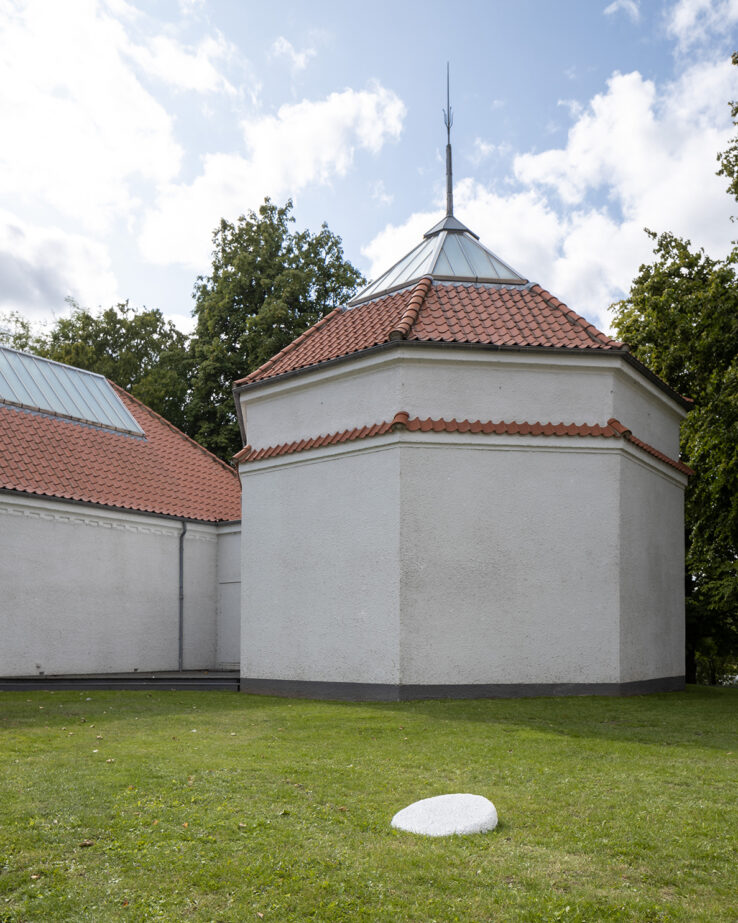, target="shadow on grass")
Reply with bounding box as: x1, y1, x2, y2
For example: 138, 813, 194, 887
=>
2, 685, 736, 753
